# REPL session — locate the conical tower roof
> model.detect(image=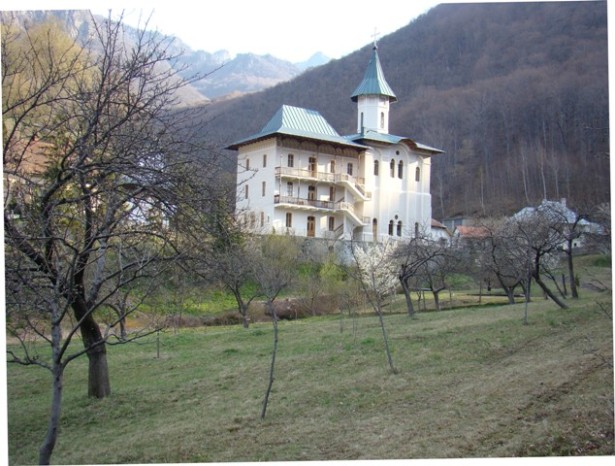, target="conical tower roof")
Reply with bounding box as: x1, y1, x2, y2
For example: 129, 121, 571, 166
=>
350, 46, 397, 103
